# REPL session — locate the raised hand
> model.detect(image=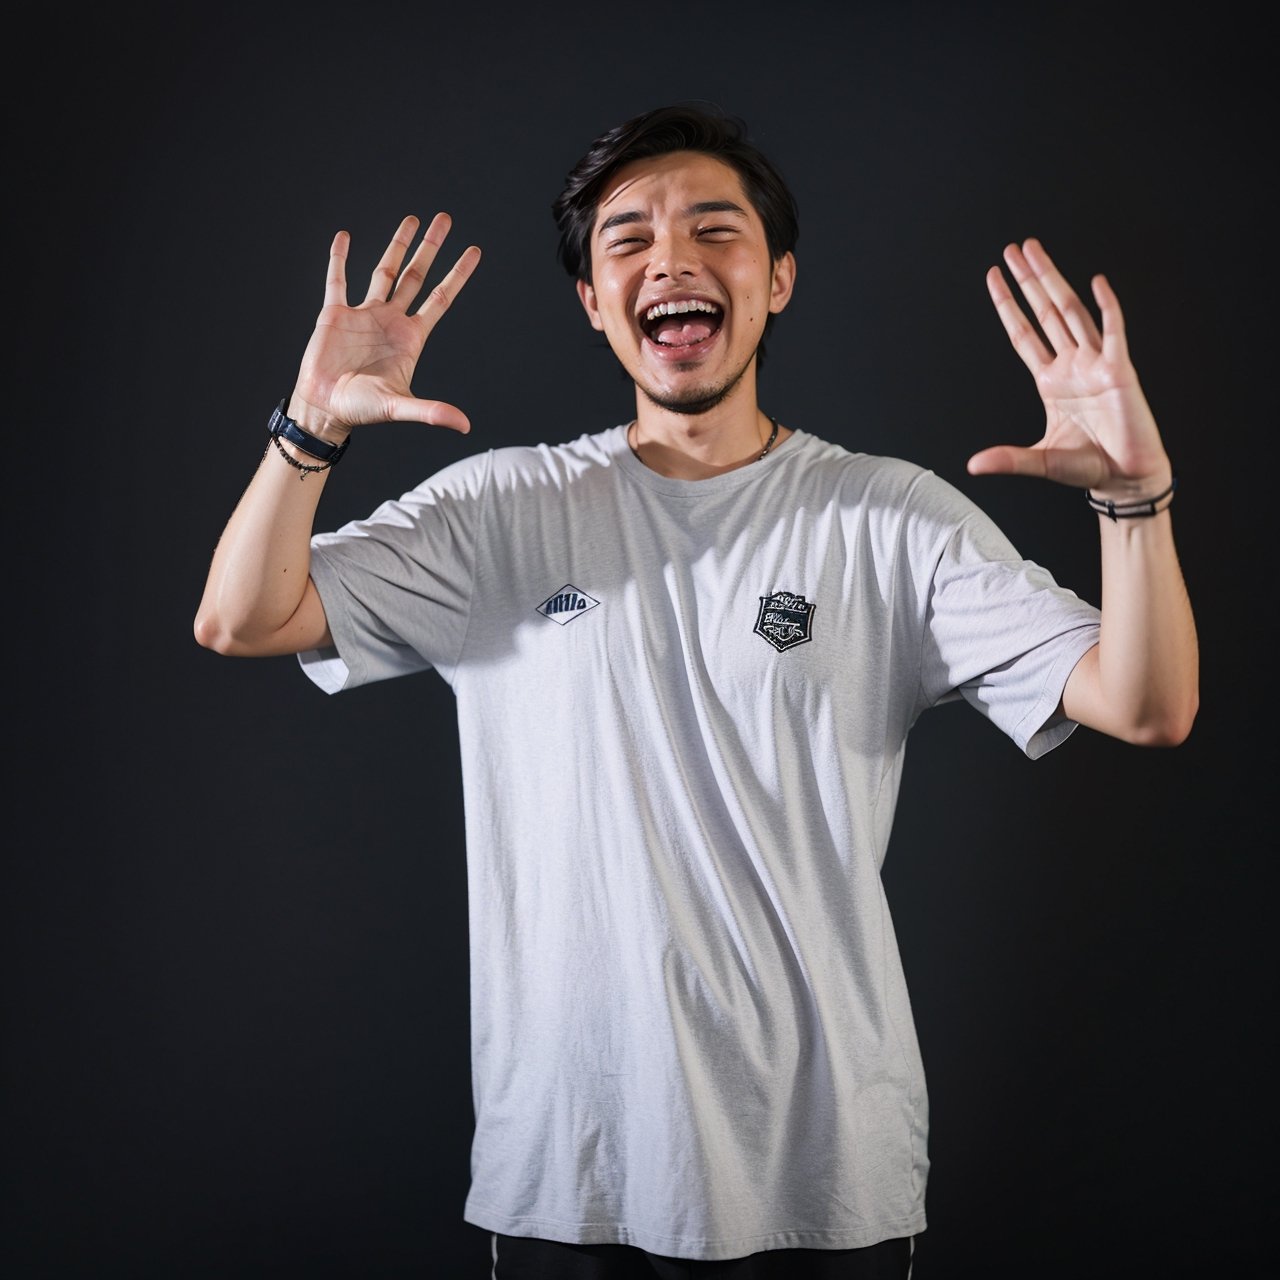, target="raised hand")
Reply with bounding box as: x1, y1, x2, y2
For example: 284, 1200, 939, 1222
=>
288, 213, 482, 442
968, 238, 1172, 500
